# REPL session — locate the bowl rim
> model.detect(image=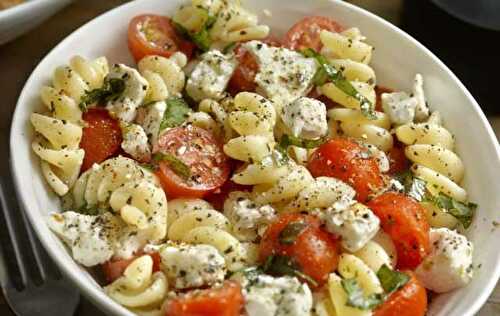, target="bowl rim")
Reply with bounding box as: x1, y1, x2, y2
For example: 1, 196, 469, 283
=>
0, 0, 73, 19
9, 0, 500, 315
